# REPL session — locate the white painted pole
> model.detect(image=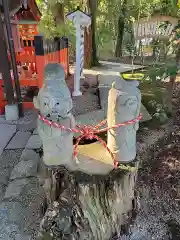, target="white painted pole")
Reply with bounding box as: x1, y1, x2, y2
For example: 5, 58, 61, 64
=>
73, 23, 82, 96
80, 26, 85, 79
